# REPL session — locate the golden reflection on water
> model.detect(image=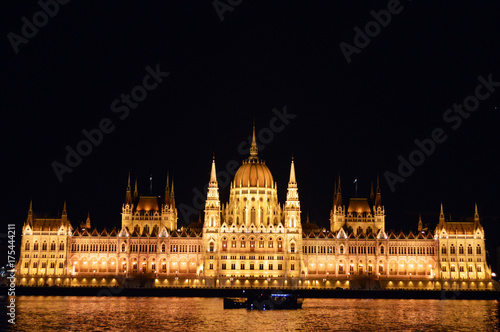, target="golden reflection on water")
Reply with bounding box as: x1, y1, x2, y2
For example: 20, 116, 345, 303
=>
4, 296, 500, 331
